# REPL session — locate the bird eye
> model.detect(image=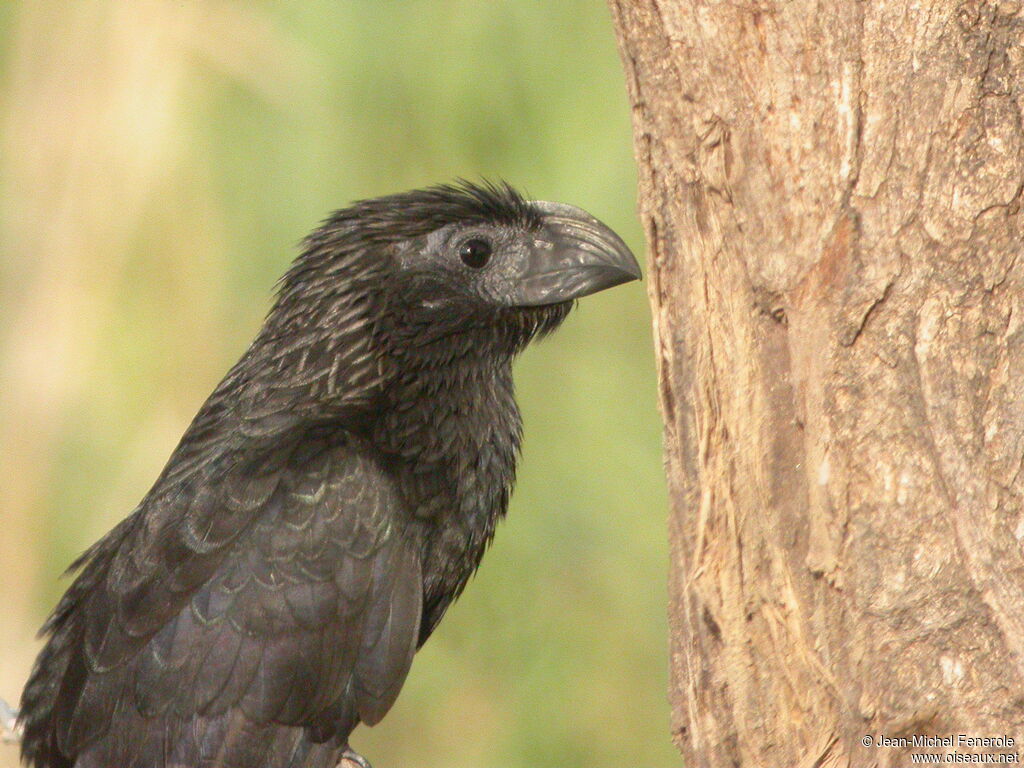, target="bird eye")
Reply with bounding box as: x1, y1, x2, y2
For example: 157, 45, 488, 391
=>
458, 238, 493, 269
